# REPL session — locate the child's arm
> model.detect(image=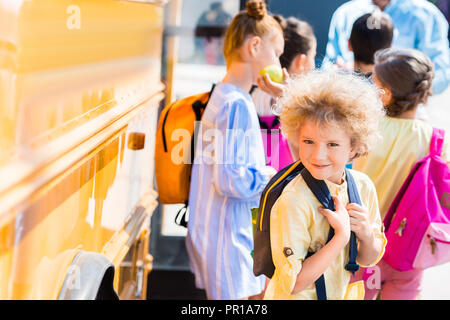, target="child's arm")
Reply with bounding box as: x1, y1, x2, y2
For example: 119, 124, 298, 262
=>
346, 203, 384, 266
291, 231, 349, 294
213, 100, 274, 199
291, 196, 350, 294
